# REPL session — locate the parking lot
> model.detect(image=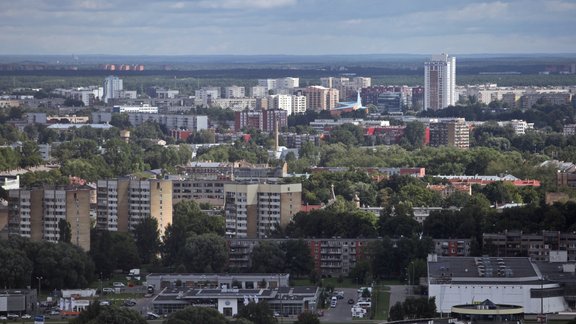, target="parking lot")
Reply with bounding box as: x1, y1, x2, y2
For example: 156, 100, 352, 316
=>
320, 288, 360, 322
